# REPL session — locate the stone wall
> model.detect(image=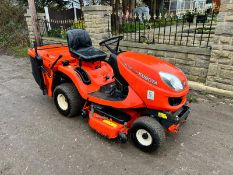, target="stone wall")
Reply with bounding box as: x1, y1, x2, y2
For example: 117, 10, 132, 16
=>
119, 41, 211, 83
40, 36, 211, 84
206, 0, 233, 91
25, 3, 233, 93
24, 9, 45, 44
83, 5, 111, 47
